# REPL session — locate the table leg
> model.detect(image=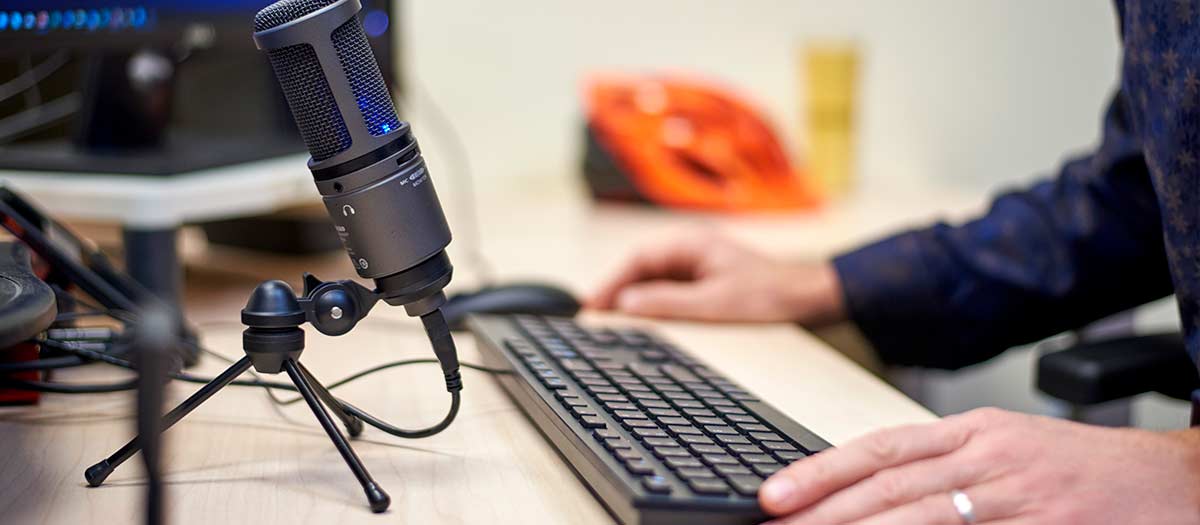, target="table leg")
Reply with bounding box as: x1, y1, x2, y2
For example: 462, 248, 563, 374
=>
122, 226, 198, 365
